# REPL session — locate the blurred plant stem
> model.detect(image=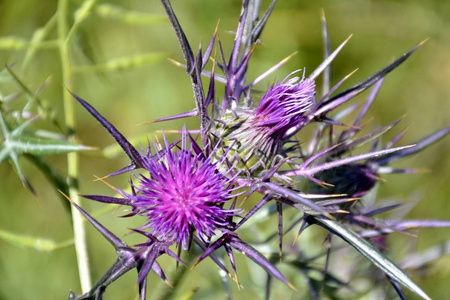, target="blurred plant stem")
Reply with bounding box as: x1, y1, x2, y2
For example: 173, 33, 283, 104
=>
58, 0, 92, 292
